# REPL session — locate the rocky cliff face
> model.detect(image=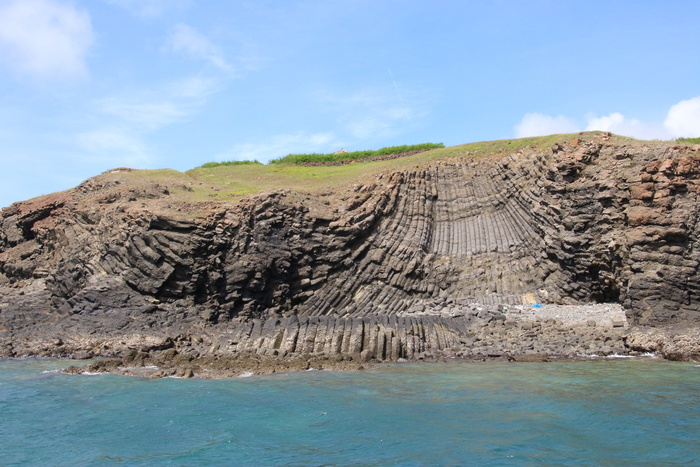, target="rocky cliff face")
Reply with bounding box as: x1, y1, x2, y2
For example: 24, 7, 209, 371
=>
1, 133, 700, 361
